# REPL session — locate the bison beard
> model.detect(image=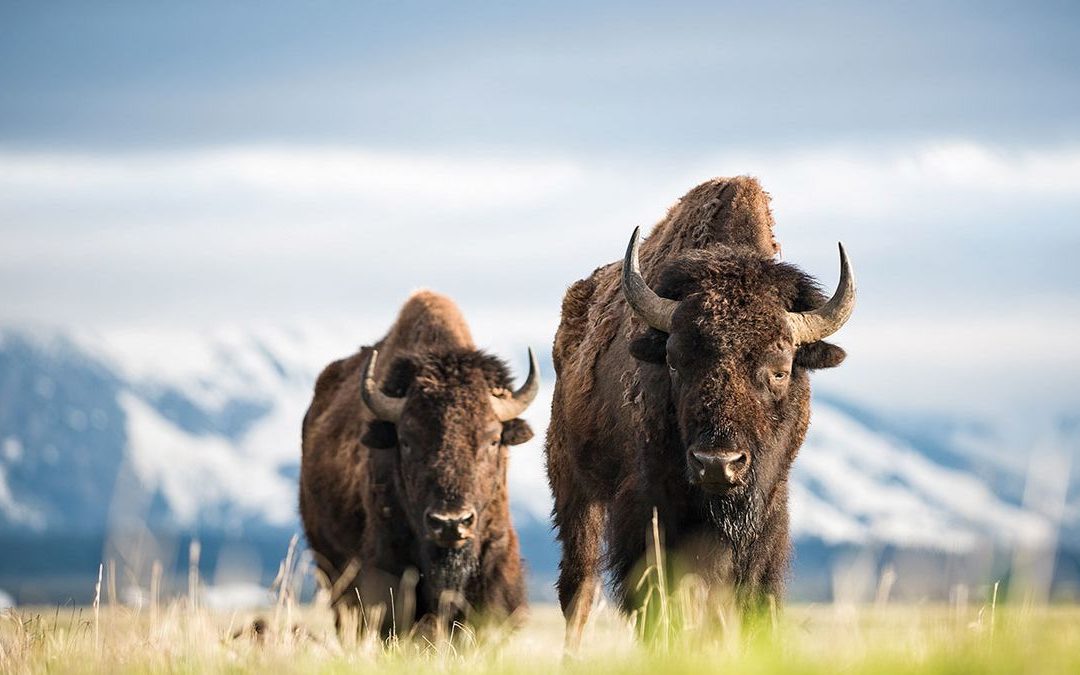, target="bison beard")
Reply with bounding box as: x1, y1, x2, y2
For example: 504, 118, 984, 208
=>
703, 484, 765, 548
420, 545, 479, 606
607, 454, 772, 612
